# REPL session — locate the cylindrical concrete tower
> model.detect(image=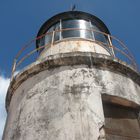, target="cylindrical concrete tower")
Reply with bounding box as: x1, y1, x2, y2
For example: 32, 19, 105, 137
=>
3, 11, 140, 140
